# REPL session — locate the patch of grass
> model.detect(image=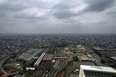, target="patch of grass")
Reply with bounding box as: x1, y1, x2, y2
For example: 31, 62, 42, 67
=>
56, 60, 73, 77
38, 70, 42, 77
56, 71, 65, 77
